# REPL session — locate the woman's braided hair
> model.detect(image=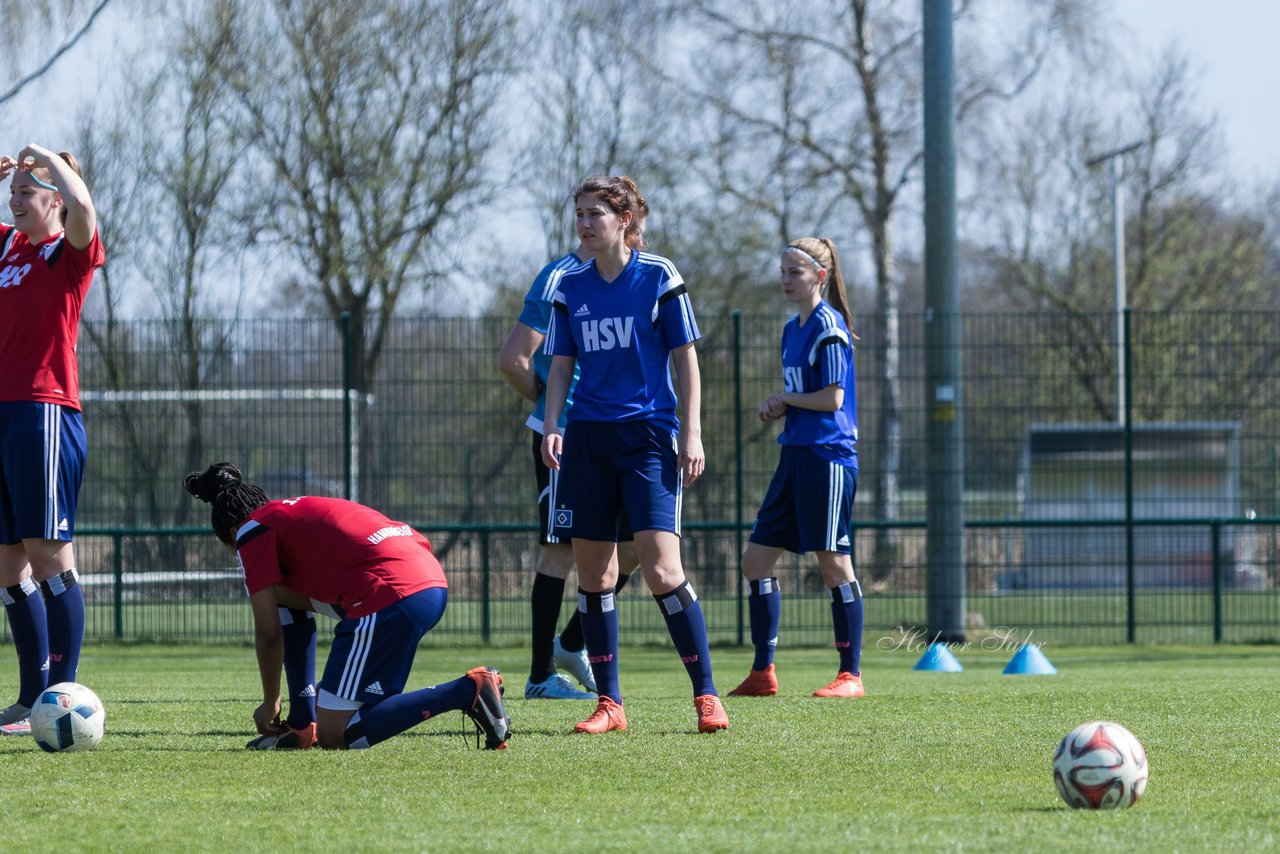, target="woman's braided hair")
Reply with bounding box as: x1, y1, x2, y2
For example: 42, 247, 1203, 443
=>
183, 462, 269, 545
